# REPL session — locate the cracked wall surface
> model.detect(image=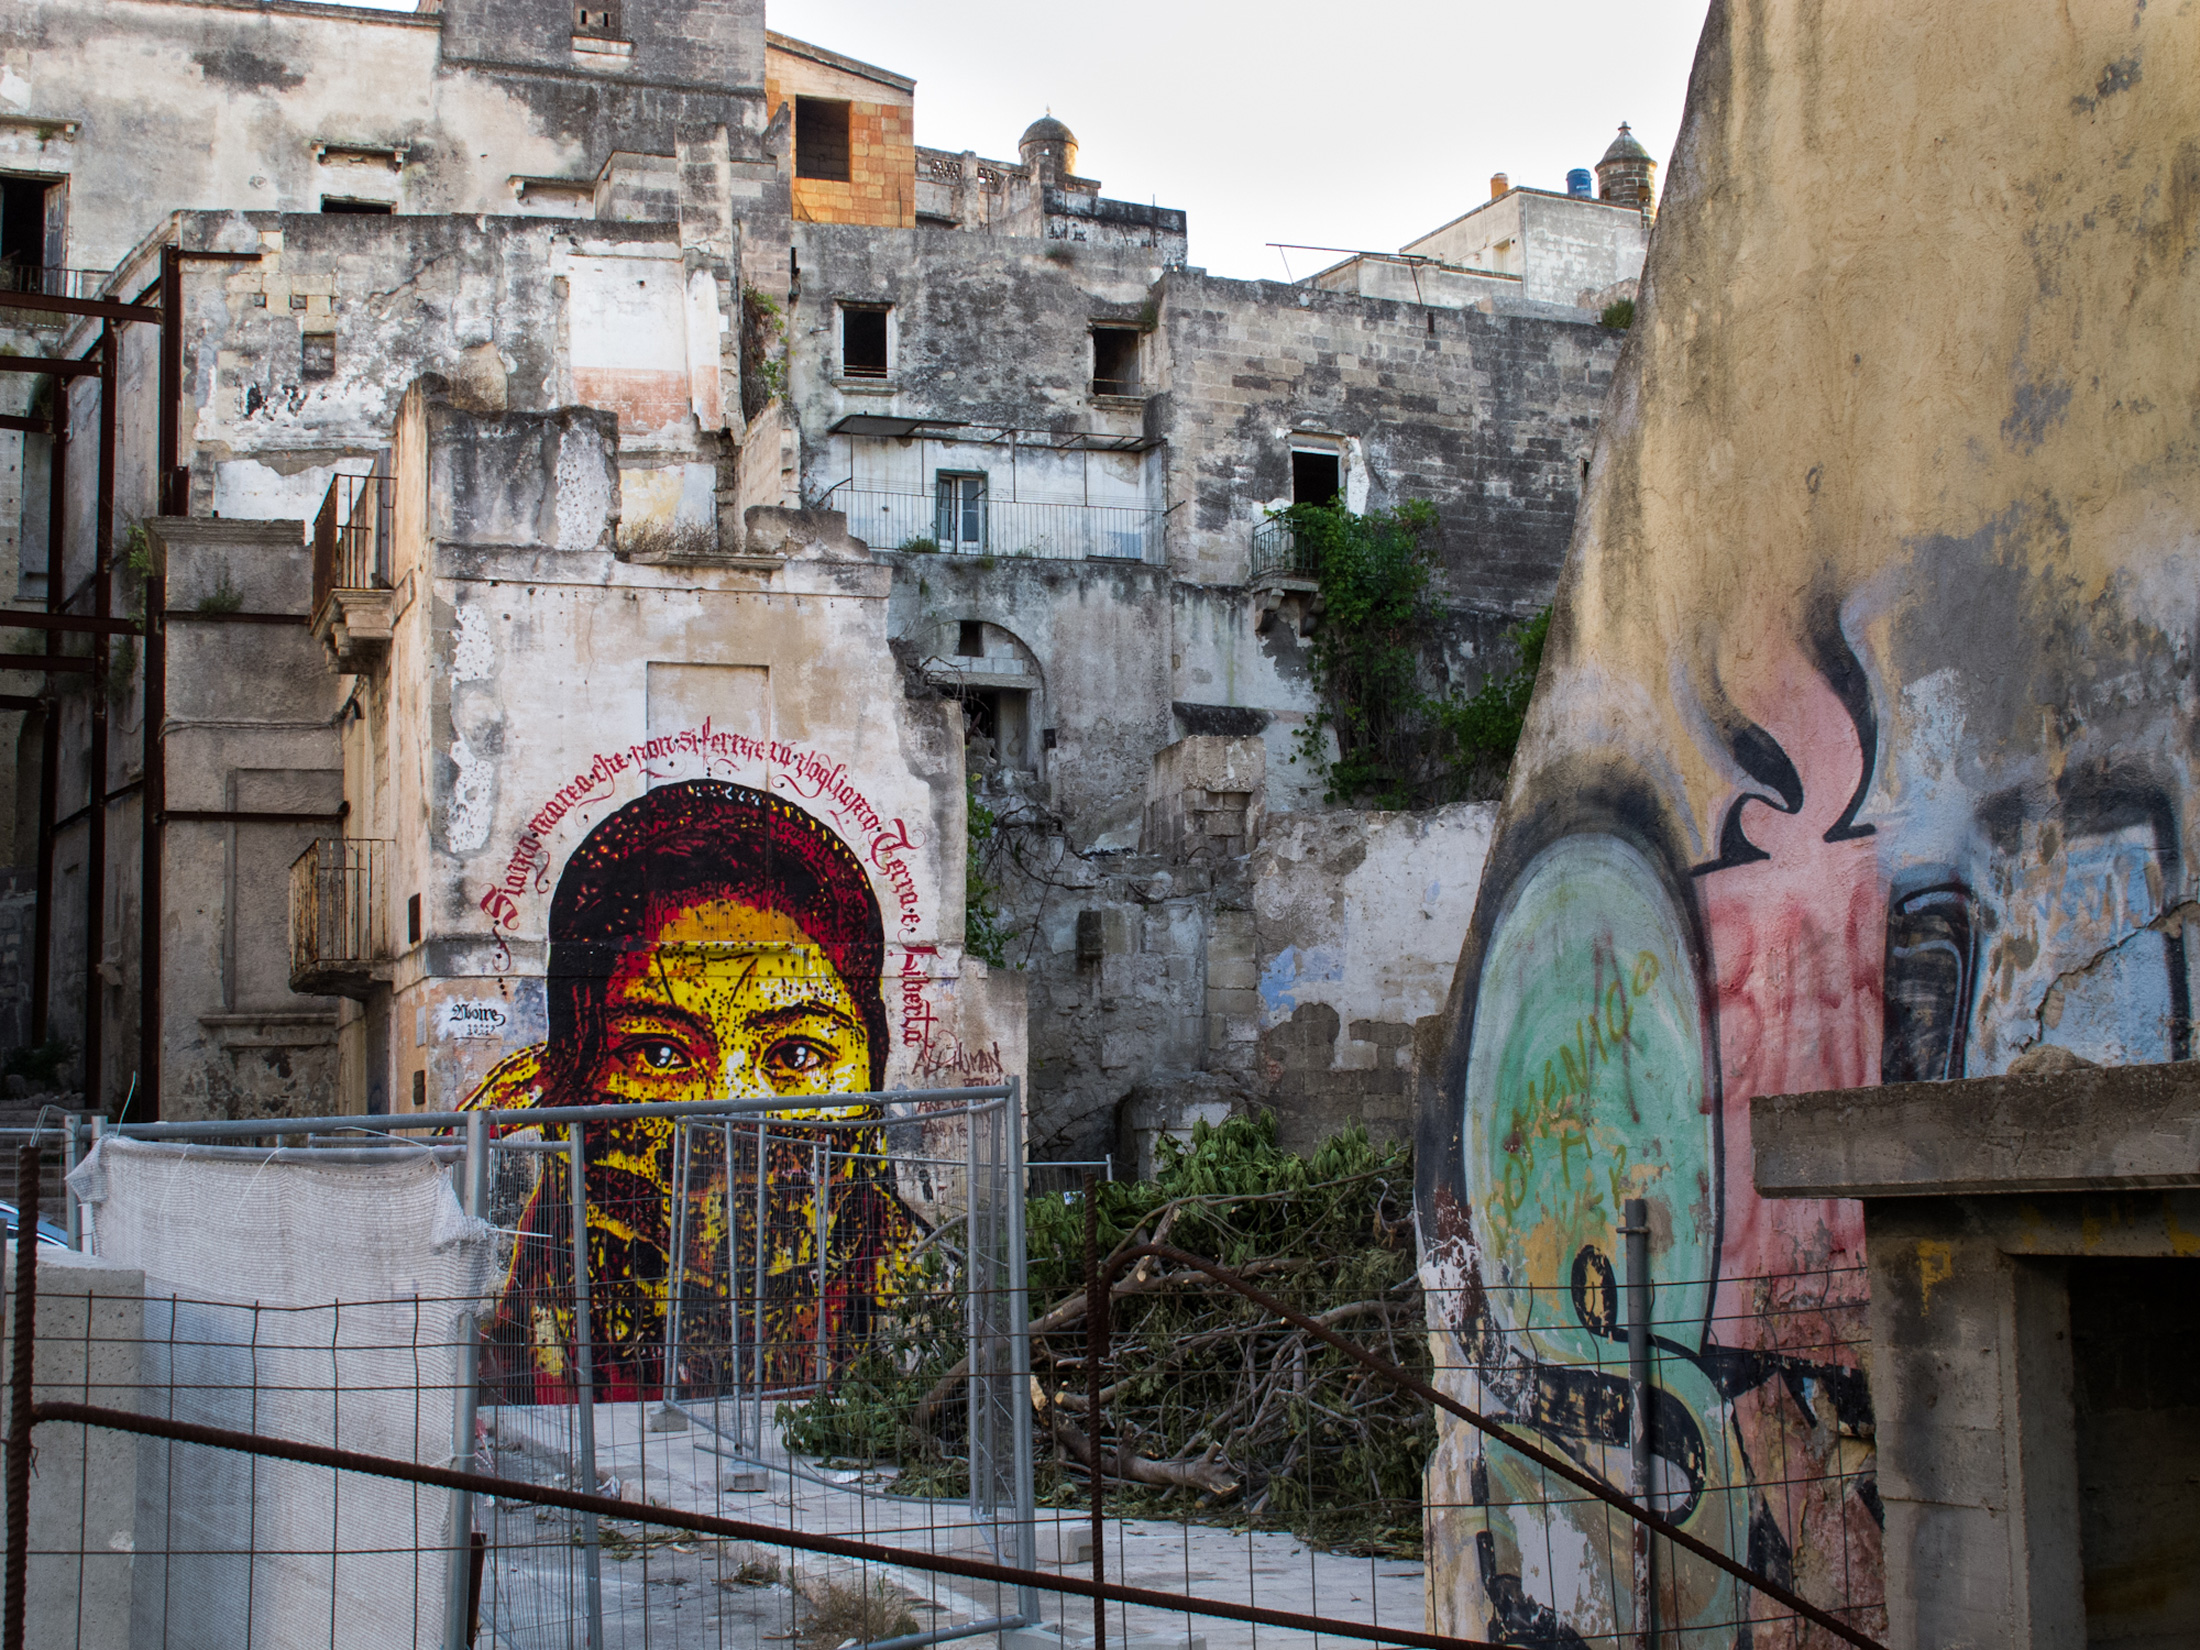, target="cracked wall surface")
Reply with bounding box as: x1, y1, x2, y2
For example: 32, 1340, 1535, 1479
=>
1414, 0, 2200, 1641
